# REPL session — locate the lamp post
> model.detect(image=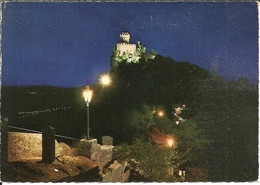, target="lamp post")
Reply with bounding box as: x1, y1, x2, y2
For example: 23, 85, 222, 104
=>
82, 85, 93, 139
